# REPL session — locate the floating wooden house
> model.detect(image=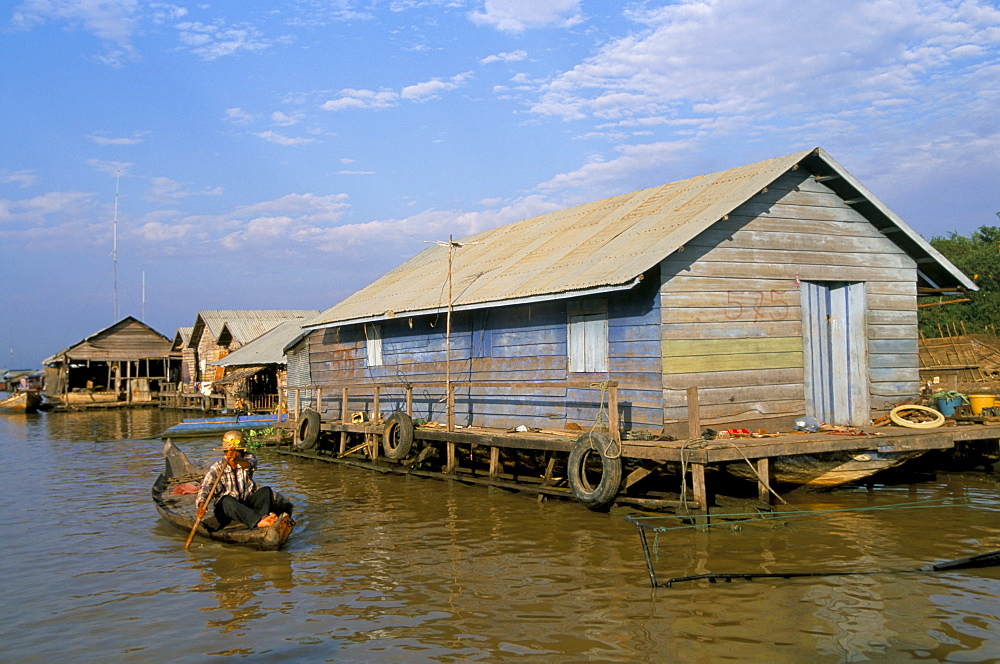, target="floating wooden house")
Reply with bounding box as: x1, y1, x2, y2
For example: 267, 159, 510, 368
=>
42, 316, 179, 406
300, 147, 975, 436
211, 319, 308, 412
171, 327, 194, 386
186, 310, 318, 388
